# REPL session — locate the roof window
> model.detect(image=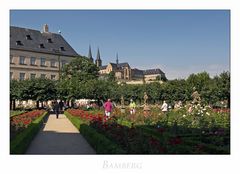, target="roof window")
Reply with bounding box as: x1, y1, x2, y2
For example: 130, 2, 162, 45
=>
16, 40, 23, 46
39, 43, 45, 48
47, 38, 53, 43
26, 35, 32, 40
60, 46, 65, 51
